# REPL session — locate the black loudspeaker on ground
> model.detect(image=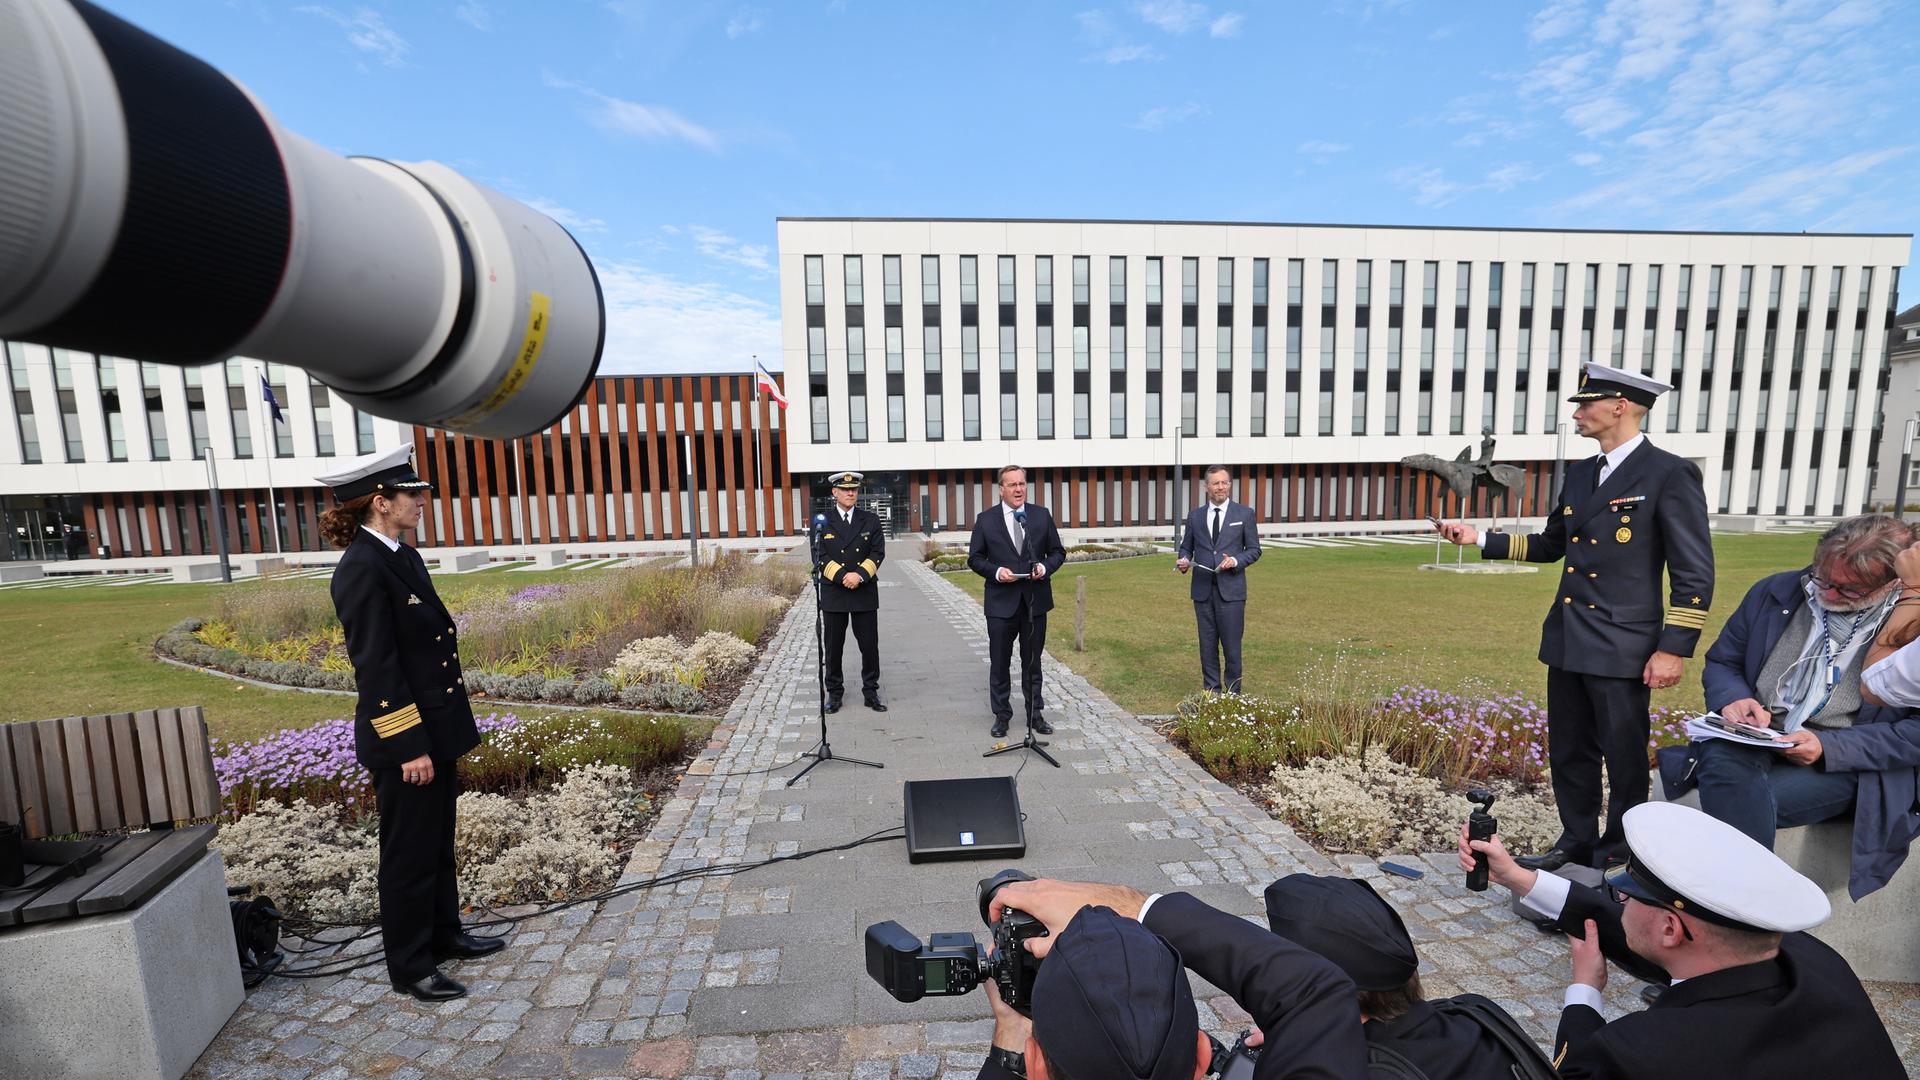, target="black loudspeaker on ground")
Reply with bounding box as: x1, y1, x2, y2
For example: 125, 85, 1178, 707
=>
902, 777, 1026, 864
